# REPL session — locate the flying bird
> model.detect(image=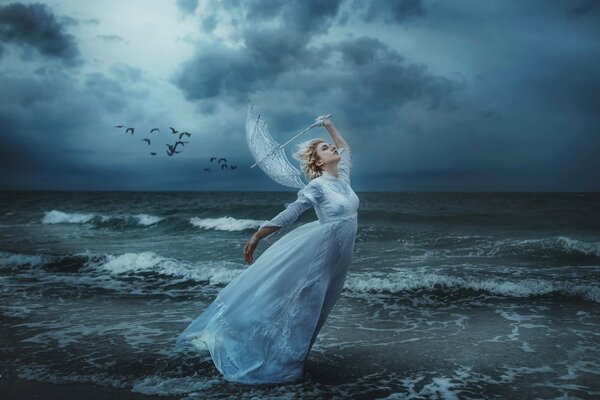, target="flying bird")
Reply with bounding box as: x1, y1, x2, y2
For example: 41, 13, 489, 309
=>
142, 138, 151, 145
179, 132, 191, 139
221, 164, 228, 170
150, 128, 160, 133
230, 165, 238, 170
166, 144, 182, 156
150, 152, 157, 156
210, 157, 217, 163
114, 125, 124, 128
203, 168, 211, 172
218, 158, 227, 164
169, 127, 178, 134
126, 127, 134, 135
174, 141, 189, 149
